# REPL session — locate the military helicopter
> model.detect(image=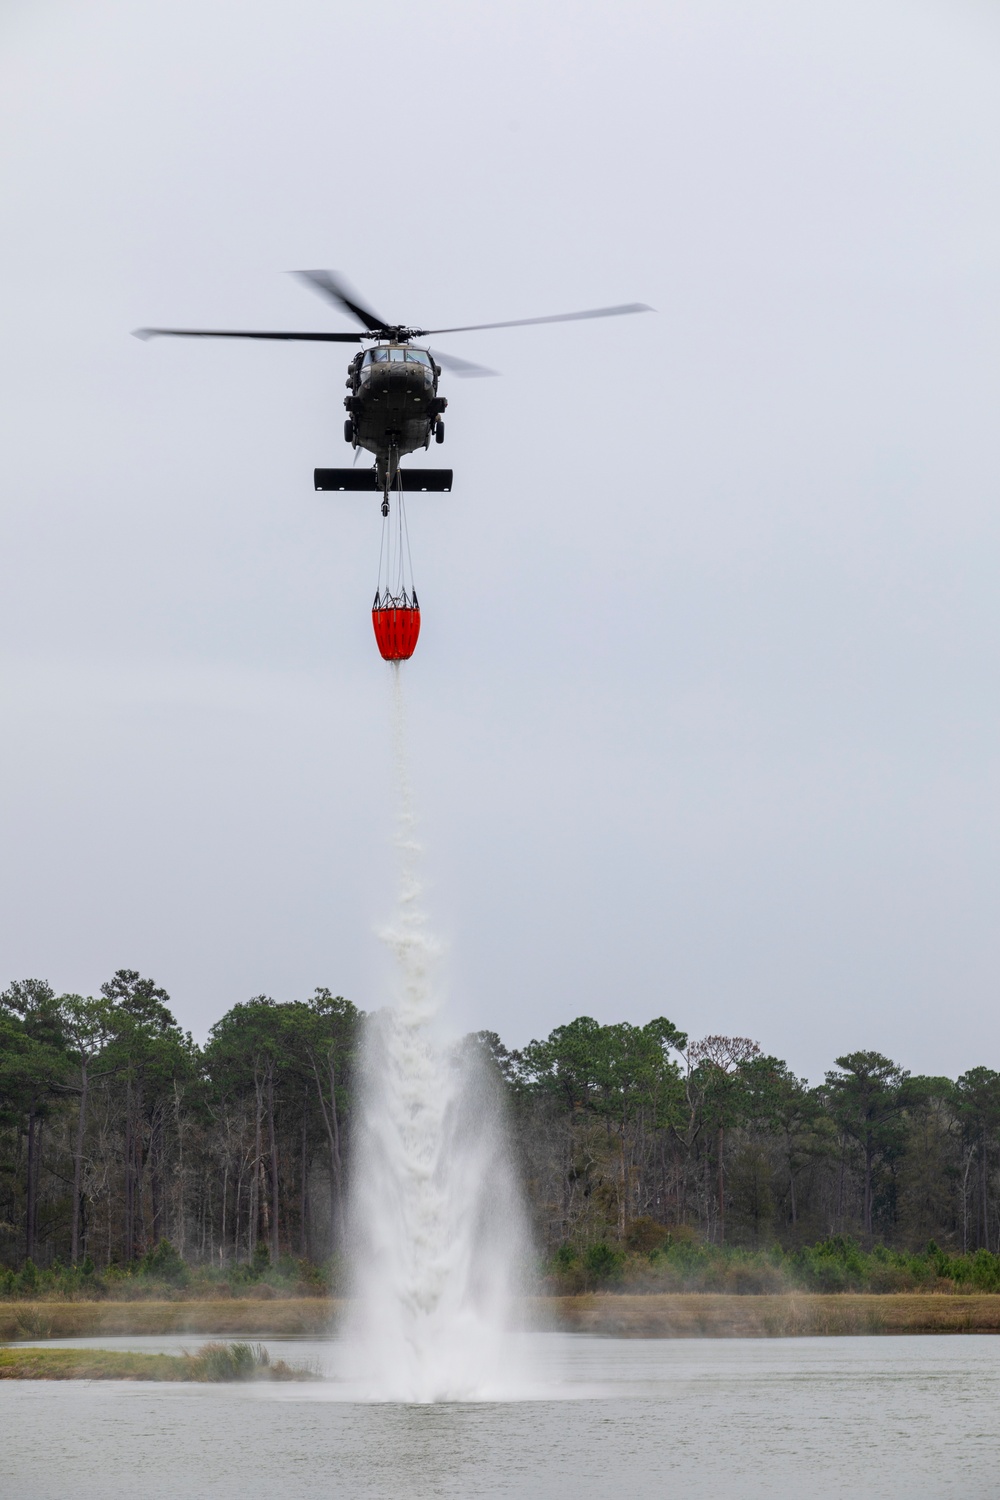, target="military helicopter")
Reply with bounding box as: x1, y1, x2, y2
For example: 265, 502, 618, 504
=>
135, 270, 651, 514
